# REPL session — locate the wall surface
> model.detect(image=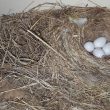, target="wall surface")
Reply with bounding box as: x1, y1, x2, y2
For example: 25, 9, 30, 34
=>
0, 0, 110, 15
